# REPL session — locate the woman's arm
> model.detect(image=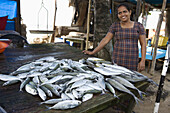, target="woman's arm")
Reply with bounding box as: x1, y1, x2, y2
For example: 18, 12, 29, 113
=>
138, 35, 146, 72
83, 32, 114, 55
